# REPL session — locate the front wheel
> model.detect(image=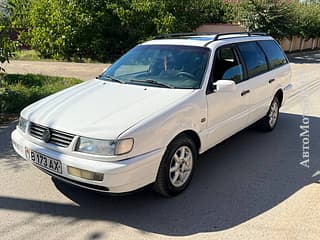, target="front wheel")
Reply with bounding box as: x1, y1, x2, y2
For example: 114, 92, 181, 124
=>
257, 97, 280, 131
153, 135, 197, 197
